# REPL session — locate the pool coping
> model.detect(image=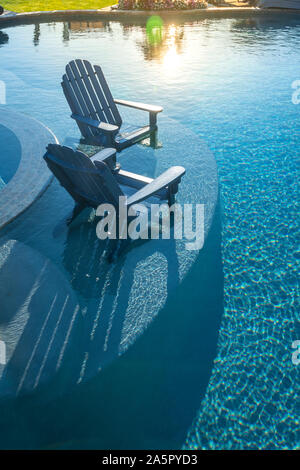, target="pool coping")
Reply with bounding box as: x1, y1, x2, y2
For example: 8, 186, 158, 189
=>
0, 107, 58, 229
0, 7, 300, 27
